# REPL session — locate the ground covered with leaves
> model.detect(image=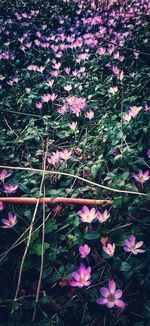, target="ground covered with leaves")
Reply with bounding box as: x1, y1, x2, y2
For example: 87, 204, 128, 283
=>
0, 0, 150, 325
